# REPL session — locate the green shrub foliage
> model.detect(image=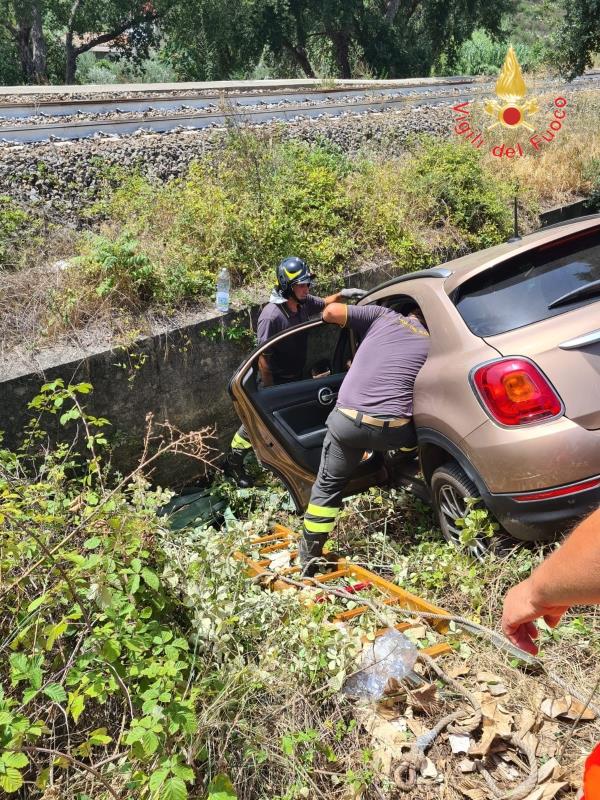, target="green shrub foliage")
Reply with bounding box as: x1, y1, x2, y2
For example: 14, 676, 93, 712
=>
72, 135, 517, 311
0, 196, 44, 270
0, 381, 365, 798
